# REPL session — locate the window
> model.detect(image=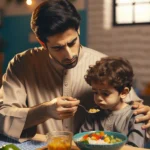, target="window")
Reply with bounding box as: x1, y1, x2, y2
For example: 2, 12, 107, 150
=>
113, 0, 150, 26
